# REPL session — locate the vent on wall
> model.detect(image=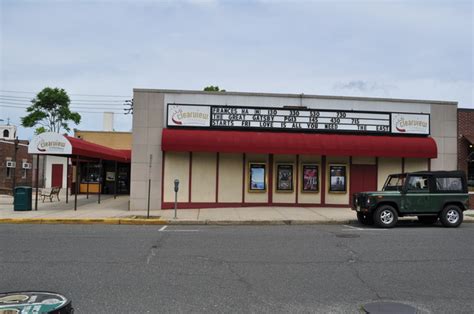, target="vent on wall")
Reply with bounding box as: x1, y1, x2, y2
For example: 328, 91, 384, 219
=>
6, 161, 16, 168
22, 162, 32, 169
